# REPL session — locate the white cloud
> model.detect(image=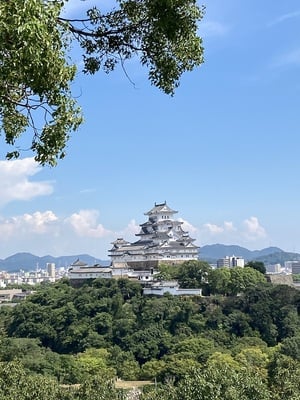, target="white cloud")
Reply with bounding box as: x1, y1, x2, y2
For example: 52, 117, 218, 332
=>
66, 209, 111, 238
21, 211, 58, 233
0, 211, 59, 237
198, 20, 229, 37
0, 209, 115, 258
116, 219, 140, 239
0, 207, 141, 258
0, 158, 53, 207
203, 223, 224, 234
268, 10, 300, 27
243, 216, 266, 240
224, 221, 236, 231
202, 221, 236, 235
178, 218, 199, 235
0, 208, 134, 251
199, 217, 268, 249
